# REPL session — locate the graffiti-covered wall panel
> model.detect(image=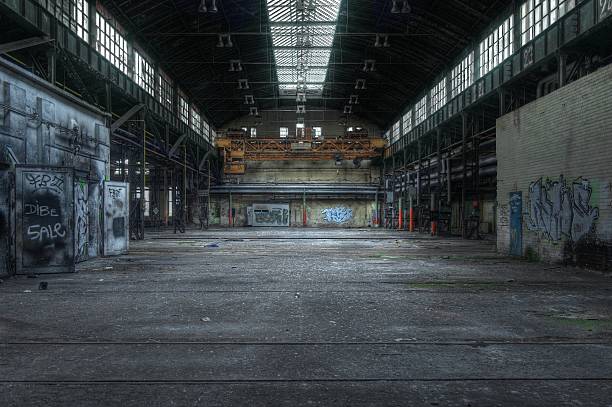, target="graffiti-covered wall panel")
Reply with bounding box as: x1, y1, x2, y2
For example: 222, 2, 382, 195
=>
497, 63, 612, 267
211, 196, 376, 228
16, 166, 75, 274
0, 59, 110, 271
104, 182, 129, 256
